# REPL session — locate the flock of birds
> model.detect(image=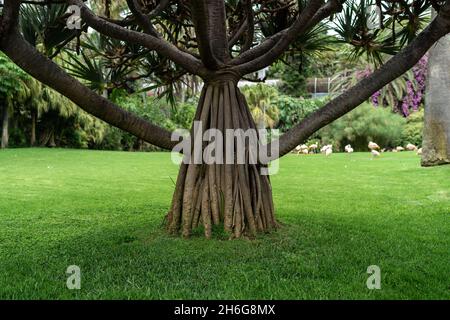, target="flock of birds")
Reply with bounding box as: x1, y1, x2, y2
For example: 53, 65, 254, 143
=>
294, 142, 422, 158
